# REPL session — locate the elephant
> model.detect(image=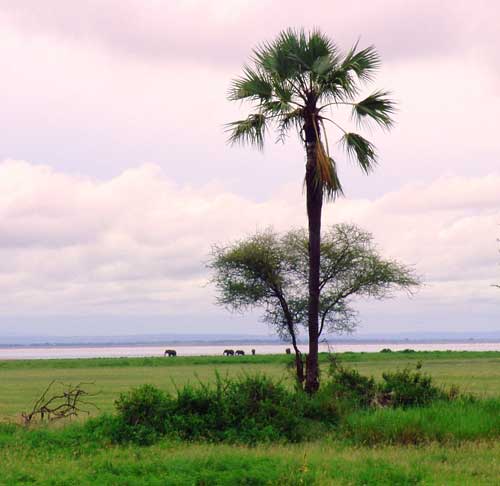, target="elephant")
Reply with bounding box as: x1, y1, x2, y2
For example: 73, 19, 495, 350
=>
164, 349, 177, 357
285, 348, 291, 354
251, 349, 256, 355
223, 349, 235, 356
235, 350, 245, 356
